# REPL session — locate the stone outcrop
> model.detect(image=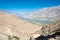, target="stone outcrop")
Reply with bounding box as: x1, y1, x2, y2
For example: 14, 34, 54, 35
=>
42, 20, 60, 36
